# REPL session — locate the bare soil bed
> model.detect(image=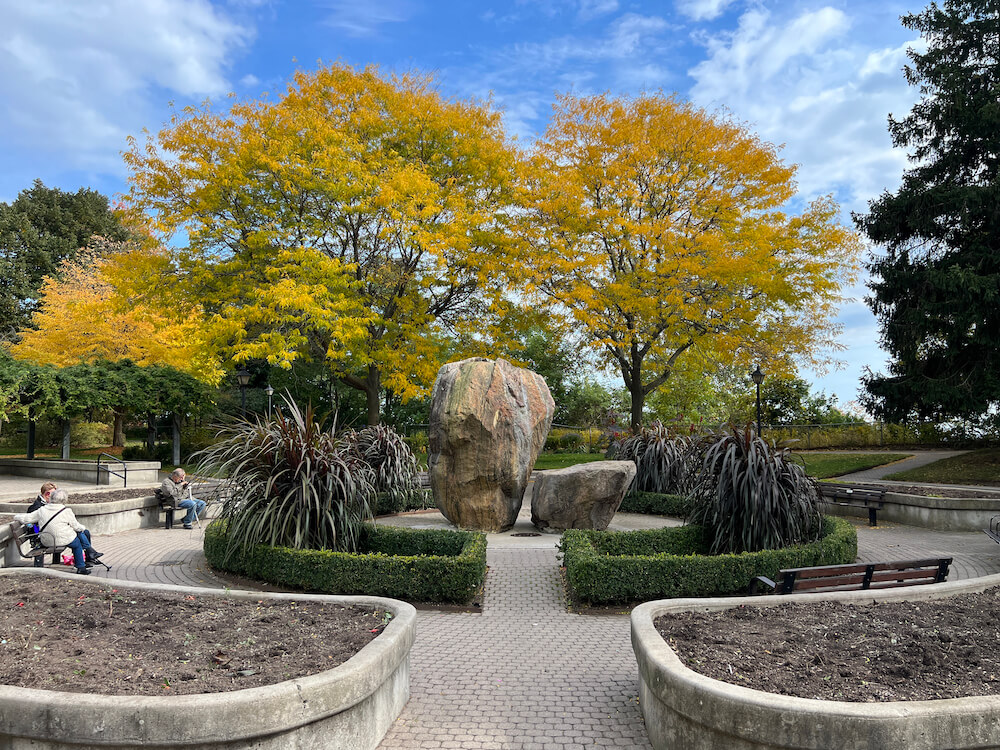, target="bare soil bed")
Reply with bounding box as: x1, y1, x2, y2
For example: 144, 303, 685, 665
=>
0, 576, 387, 696
655, 586, 1000, 702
